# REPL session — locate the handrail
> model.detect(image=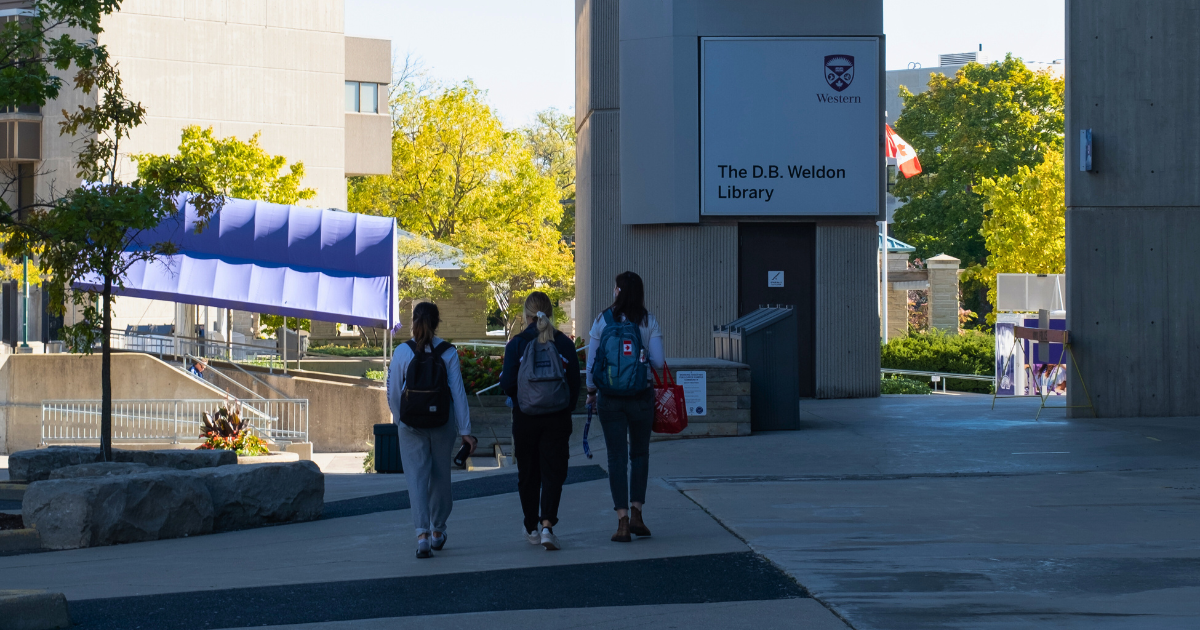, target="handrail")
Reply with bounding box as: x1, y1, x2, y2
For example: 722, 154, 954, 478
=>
223, 357, 293, 400
881, 367, 994, 382
186, 353, 265, 401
